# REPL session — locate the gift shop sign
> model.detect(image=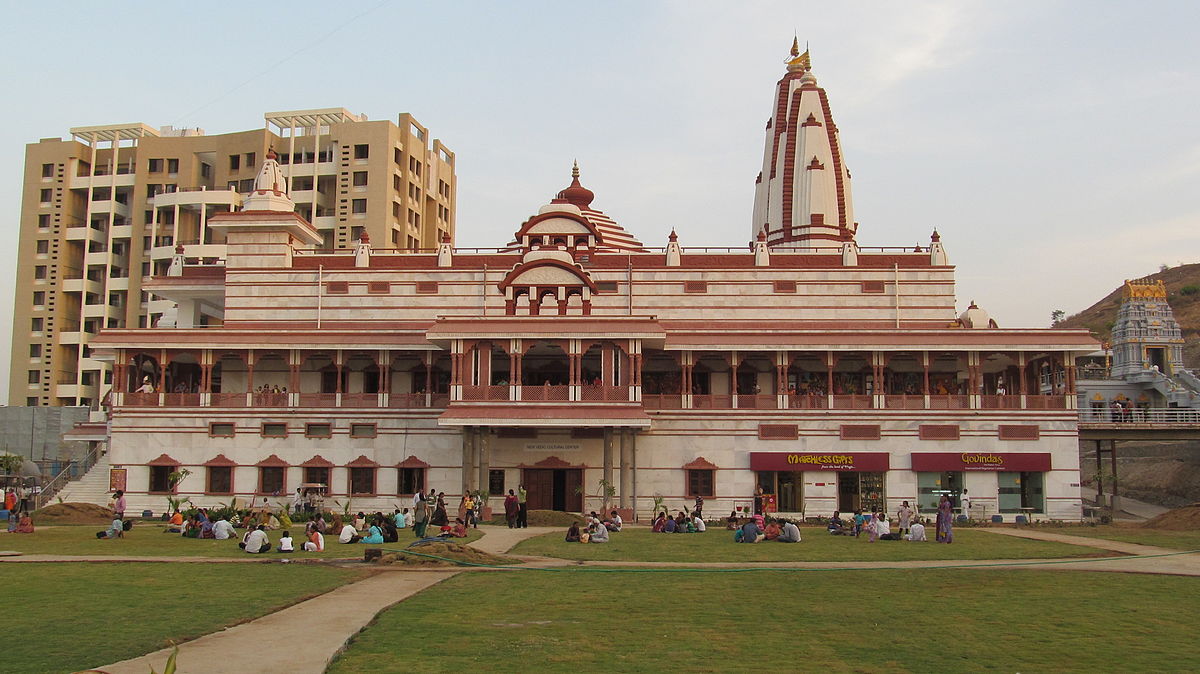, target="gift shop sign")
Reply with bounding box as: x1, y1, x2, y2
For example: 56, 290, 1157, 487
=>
749, 452, 889, 472
910, 452, 1052, 472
